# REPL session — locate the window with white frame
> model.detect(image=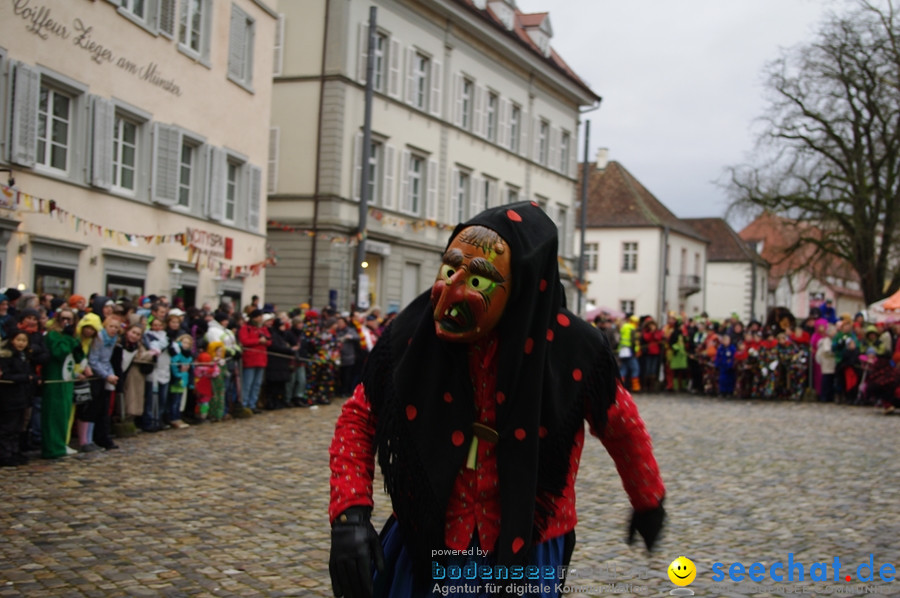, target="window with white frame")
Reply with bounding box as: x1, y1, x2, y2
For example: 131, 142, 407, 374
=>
121, 0, 147, 20
228, 4, 255, 89
179, 0, 211, 61
509, 104, 521, 153
506, 185, 519, 204
461, 78, 474, 131
225, 160, 240, 222
37, 85, 72, 172
556, 204, 568, 251
583, 242, 598, 272
622, 242, 638, 272
538, 120, 549, 165
560, 130, 570, 173
178, 141, 197, 208
454, 170, 471, 223
486, 92, 498, 142
412, 52, 430, 111
620, 299, 635, 315
365, 140, 383, 206
372, 32, 387, 93
112, 114, 138, 192
405, 154, 425, 215
152, 123, 207, 208
115, 0, 176, 36
482, 176, 498, 209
